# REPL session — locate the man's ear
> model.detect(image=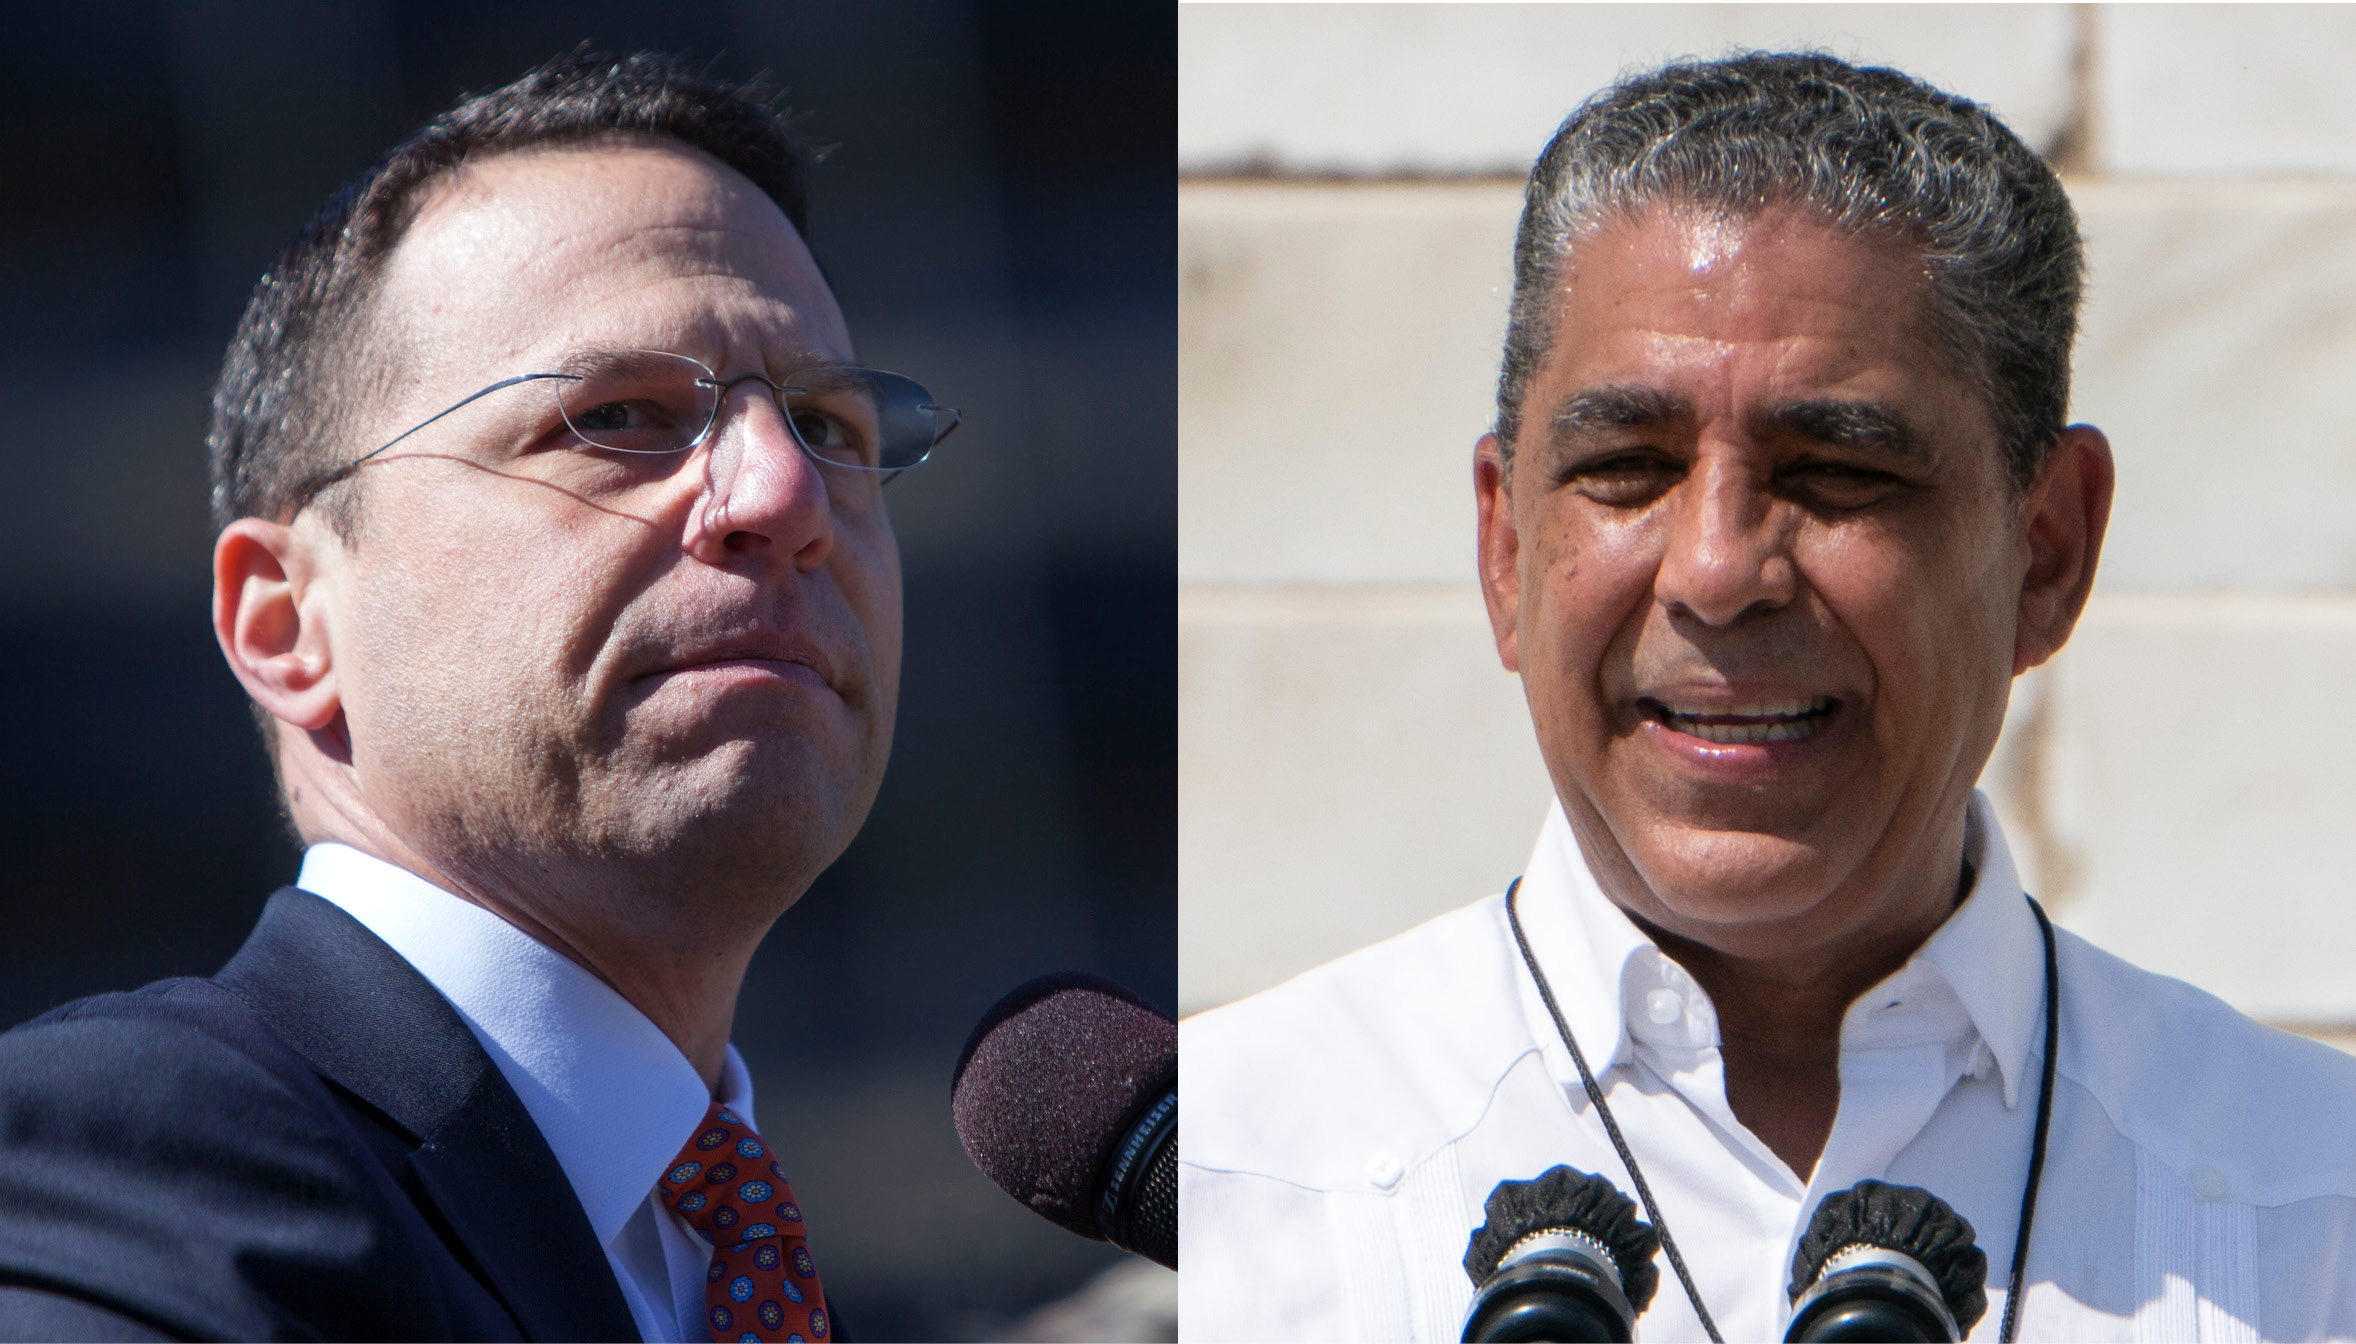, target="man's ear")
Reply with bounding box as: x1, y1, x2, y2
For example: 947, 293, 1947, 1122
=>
213, 518, 342, 732
2013, 424, 2115, 675
1475, 432, 1524, 673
